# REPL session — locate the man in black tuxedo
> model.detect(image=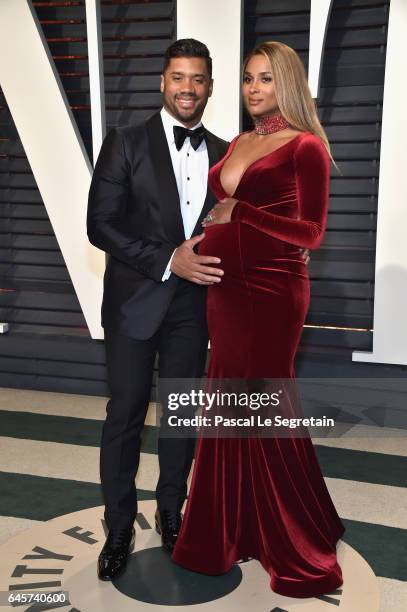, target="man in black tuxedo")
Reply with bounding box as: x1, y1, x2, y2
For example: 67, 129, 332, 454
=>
87, 39, 228, 580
